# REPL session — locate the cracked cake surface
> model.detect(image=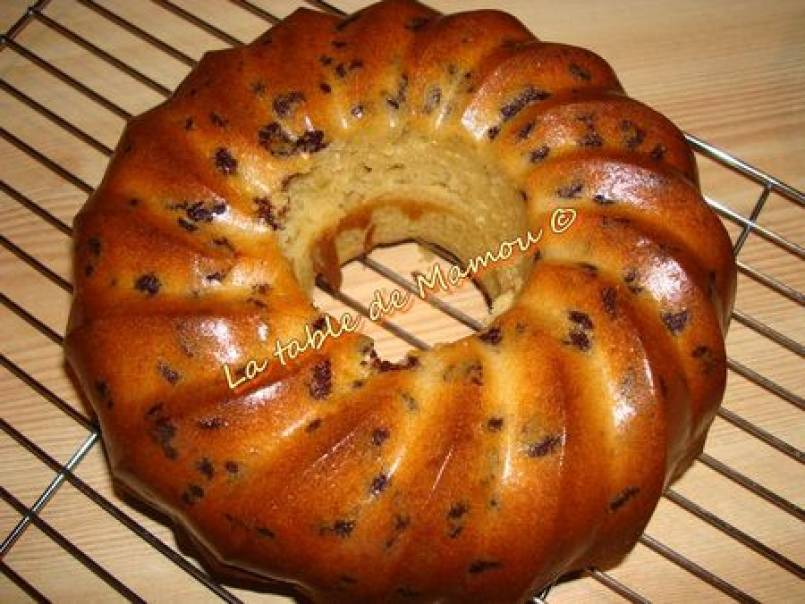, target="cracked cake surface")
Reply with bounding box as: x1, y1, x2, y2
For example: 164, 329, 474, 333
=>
66, 1, 736, 602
